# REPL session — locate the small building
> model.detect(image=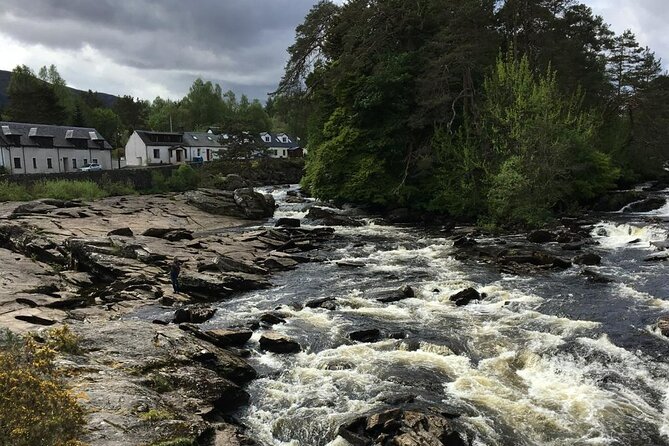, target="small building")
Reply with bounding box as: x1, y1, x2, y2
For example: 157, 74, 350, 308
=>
258, 132, 302, 159
125, 130, 222, 166
0, 121, 113, 174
